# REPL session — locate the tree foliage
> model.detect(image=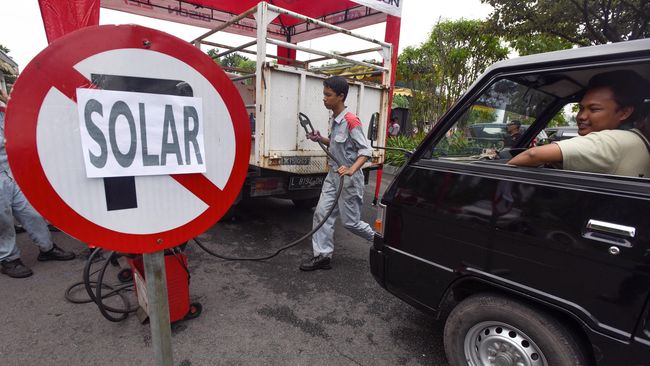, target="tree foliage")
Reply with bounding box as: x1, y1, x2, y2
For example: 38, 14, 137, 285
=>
397, 19, 508, 132
483, 0, 650, 46
507, 34, 573, 56
207, 48, 255, 72
391, 94, 409, 109
0, 44, 9, 54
